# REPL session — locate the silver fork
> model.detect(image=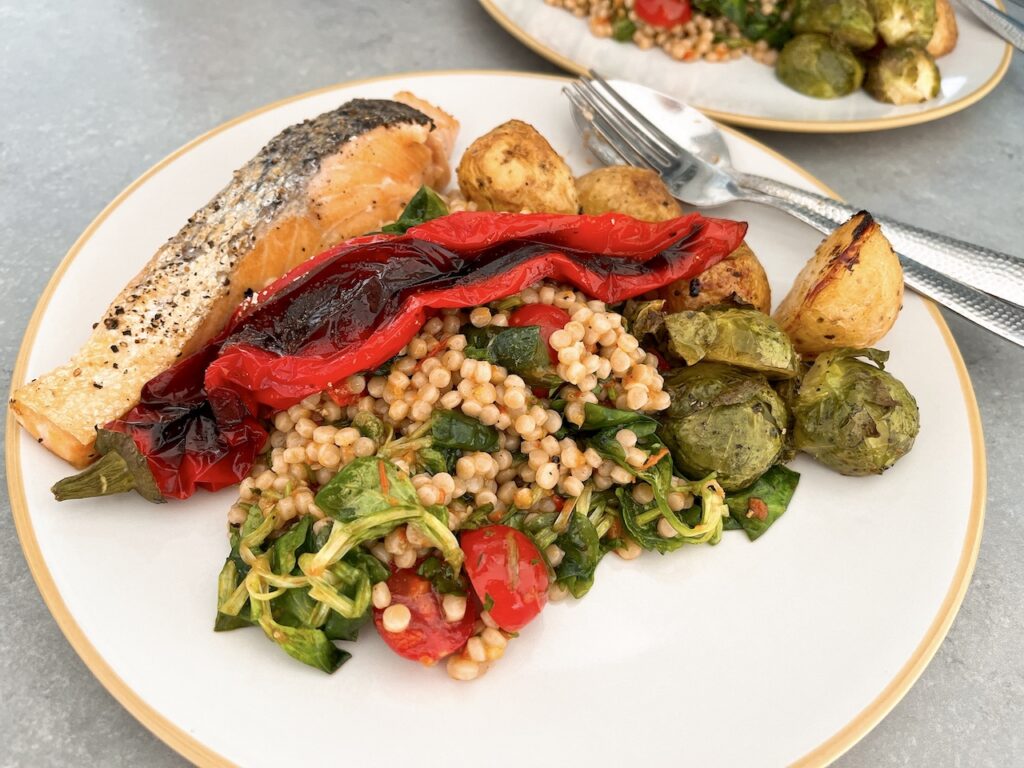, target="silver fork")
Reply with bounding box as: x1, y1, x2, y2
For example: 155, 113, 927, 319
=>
565, 75, 1024, 349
